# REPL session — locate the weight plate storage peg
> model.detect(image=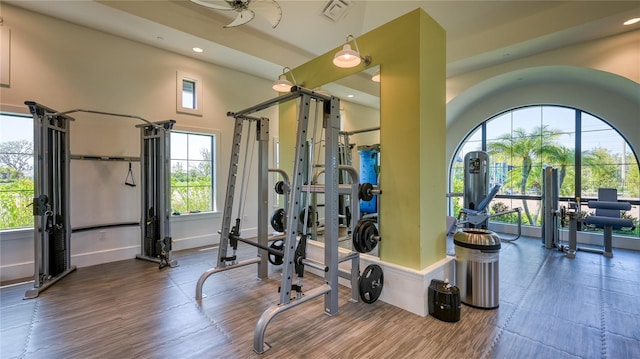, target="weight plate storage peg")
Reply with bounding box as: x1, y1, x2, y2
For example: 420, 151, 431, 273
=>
359, 264, 384, 304
268, 240, 284, 265
271, 208, 286, 232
